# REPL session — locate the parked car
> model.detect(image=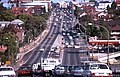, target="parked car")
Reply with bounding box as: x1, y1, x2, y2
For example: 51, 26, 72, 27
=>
0, 65, 16, 77
83, 62, 112, 77
53, 65, 66, 77
71, 65, 84, 77
17, 64, 33, 77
